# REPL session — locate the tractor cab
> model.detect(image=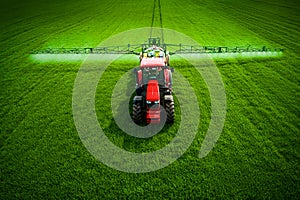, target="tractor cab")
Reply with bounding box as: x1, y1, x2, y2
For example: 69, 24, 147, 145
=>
139, 43, 169, 66
135, 57, 173, 93
139, 58, 166, 87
